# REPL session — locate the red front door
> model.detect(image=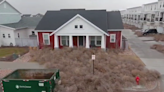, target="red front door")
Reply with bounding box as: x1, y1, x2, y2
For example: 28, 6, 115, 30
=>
73, 36, 77, 47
